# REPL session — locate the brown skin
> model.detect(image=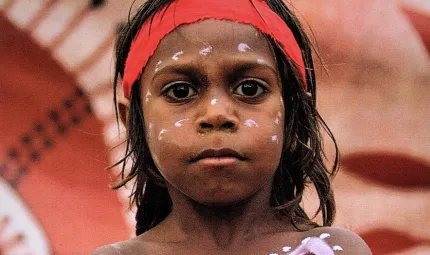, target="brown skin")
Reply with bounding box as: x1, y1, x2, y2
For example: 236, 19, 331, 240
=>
94, 20, 371, 254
